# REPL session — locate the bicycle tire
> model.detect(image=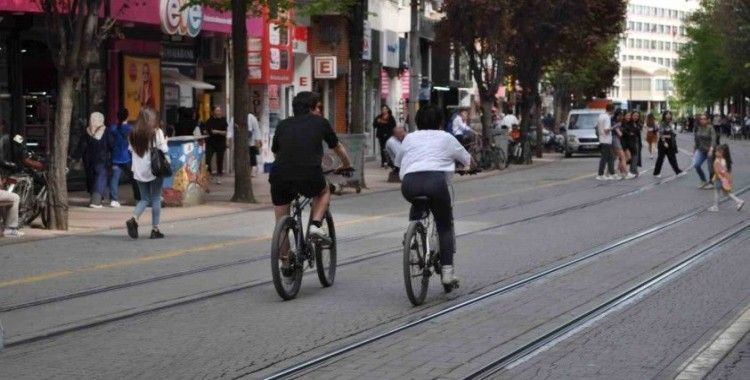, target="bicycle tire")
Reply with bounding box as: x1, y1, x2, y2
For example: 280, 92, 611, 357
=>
403, 221, 429, 306
14, 178, 38, 227
271, 216, 303, 300
39, 188, 51, 229
315, 211, 337, 287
